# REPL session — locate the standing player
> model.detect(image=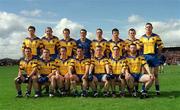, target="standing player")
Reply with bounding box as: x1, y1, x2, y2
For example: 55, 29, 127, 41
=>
88, 46, 111, 97
76, 29, 92, 58
140, 23, 164, 95
59, 28, 77, 58
125, 44, 154, 98
41, 27, 60, 59
124, 28, 142, 56
90, 28, 109, 58
22, 26, 43, 58
109, 28, 125, 57
14, 47, 38, 97
69, 46, 90, 96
